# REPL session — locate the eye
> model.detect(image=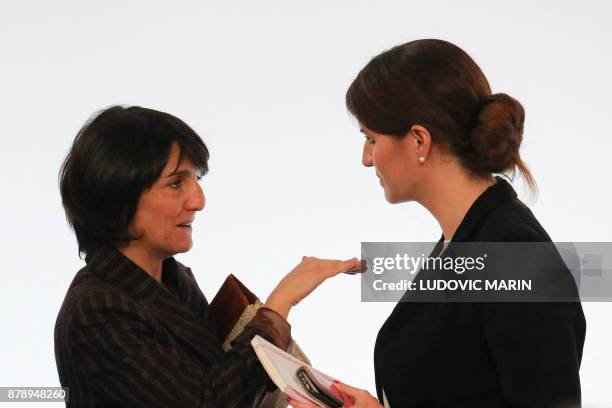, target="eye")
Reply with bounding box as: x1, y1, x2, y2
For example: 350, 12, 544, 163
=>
365, 136, 375, 145
196, 172, 204, 182
169, 179, 183, 189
